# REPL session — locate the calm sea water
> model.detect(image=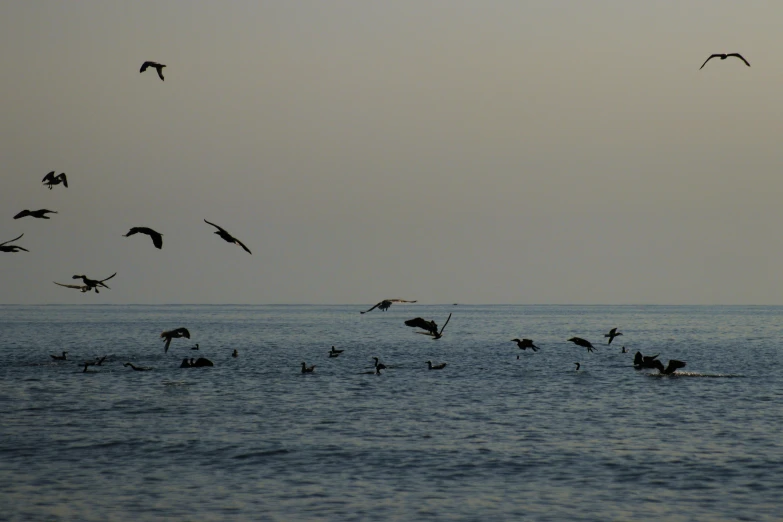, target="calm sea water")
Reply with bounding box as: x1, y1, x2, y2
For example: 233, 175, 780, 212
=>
1, 304, 782, 521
